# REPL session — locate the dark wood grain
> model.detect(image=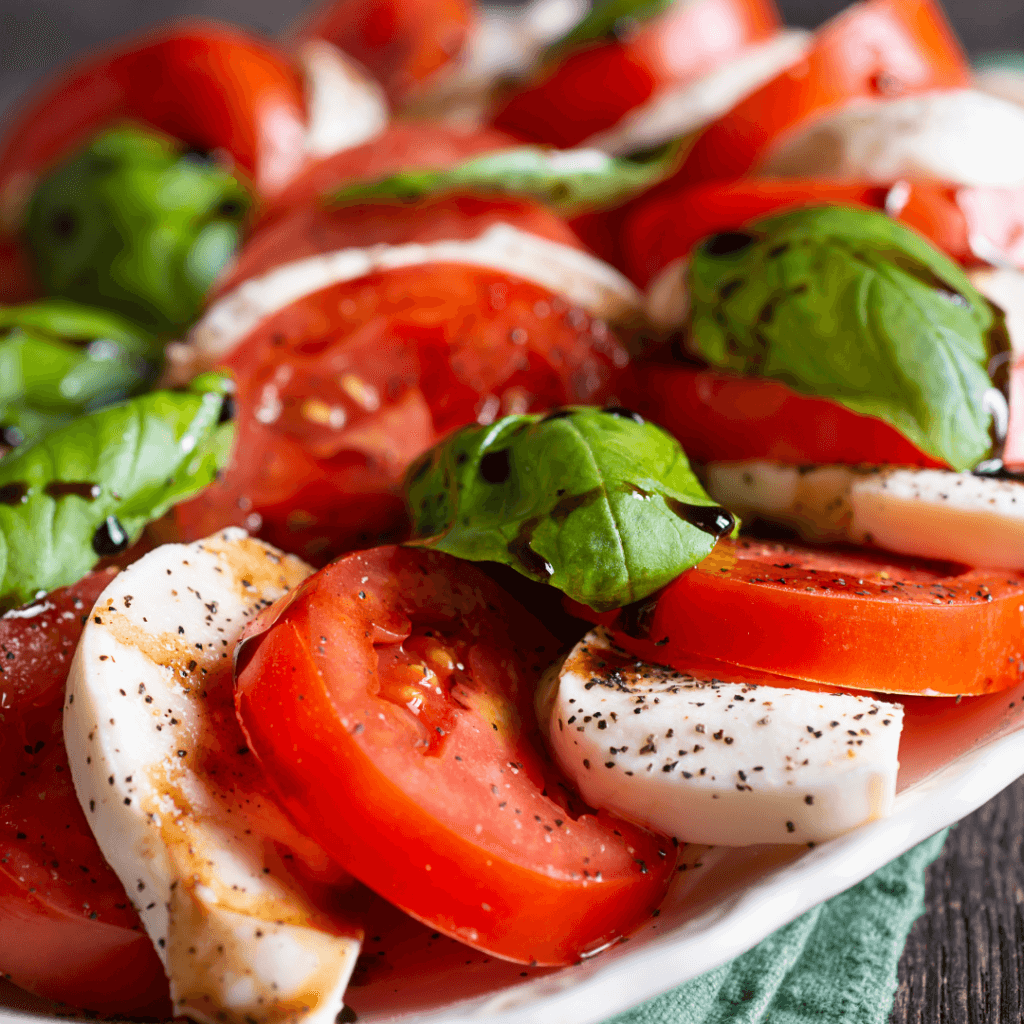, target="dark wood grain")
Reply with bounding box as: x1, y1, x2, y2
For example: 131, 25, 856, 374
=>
892, 775, 1024, 1024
